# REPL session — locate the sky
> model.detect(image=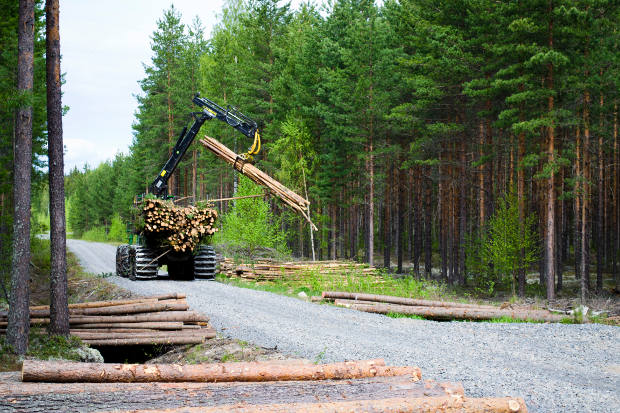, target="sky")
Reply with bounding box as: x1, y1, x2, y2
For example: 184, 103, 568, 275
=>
59, 0, 229, 173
